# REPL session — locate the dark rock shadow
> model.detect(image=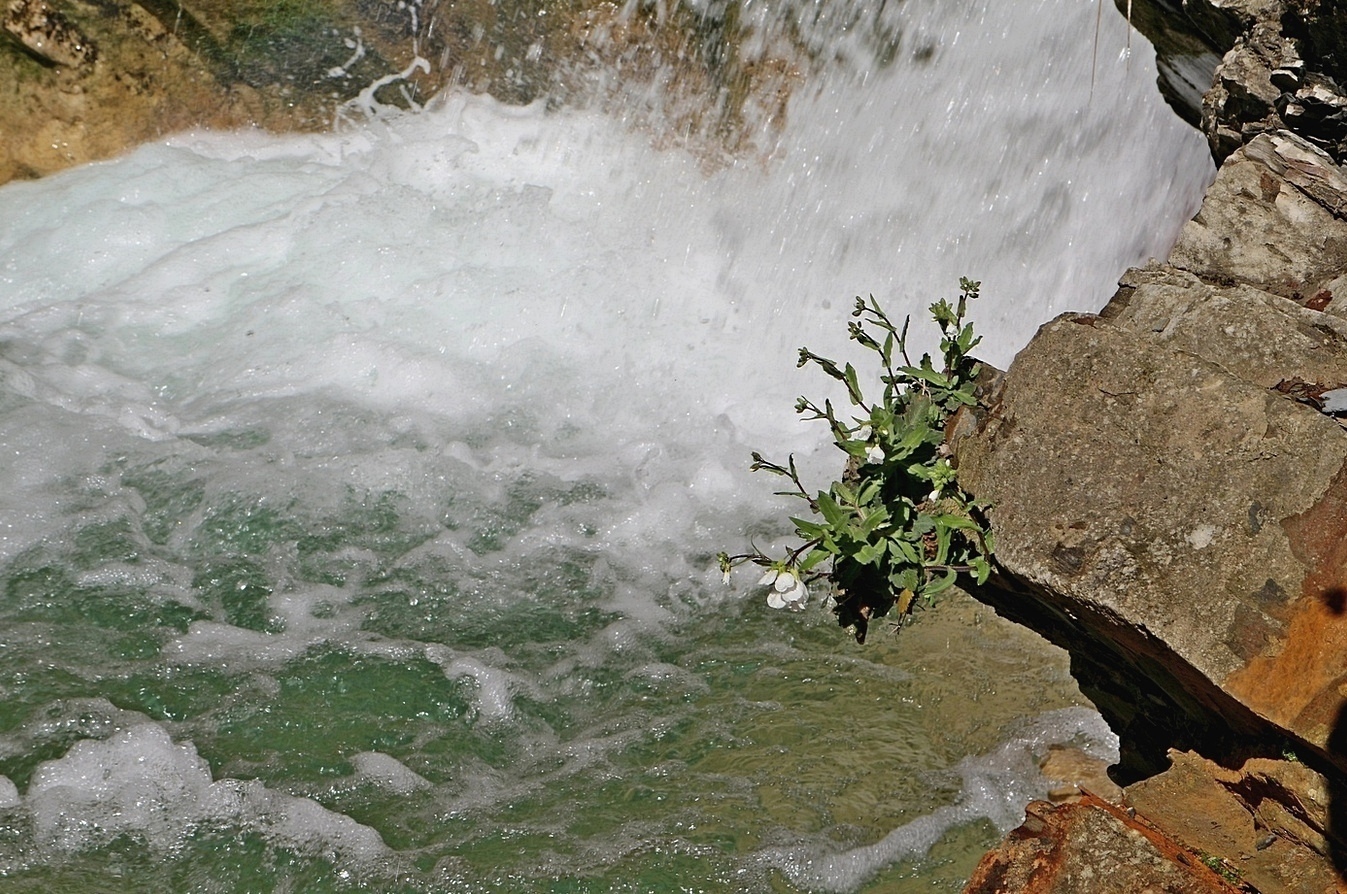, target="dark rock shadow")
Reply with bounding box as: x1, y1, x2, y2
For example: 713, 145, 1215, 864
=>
1323, 584, 1347, 616
1324, 571, 1347, 878
1329, 701, 1347, 880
